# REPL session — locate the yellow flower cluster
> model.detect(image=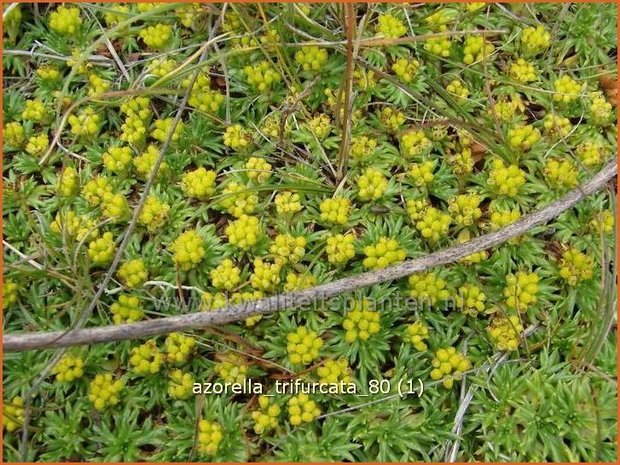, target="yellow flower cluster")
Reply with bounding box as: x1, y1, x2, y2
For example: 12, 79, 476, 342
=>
221, 182, 258, 217
101, 192, 130, 222
576, 141, 604, 166
270, 234, 306, 264
275, 191, 302, 215
148, 58, 176, 78
430, 347, 472, 389
408, 161, 435, 187
69, 107, 101, 138
487, 315, 523, 351
589, 92, 613, 125
508, 58, 537, 83
250, 258, 282, 291
553, 75, 582, 103
103, 4, 130, 26
52, 355, 85, 383
223, 124, 250, 150
88, 373, 124, 410
287, 326, 323, 365
408, 272, 450, 305
446, 79, 469, 99
210, 259, 242, 290
129, 340, 164, 375
110, 294, 144, 324
520, 25, 550, 55
246, 157, 272, 183
379, 107, 406, 132
4, 122, 25, 147
489, 207, 521, 230
151, 118, 184, 143
3, 279, 19, 307
88, 232, 116, 265
319, 197, 351, 225
102, 147, 132, 174
342, 299, 381, 342
504, 271, 540, 310
405, 321, 430, 351
375, 13, 407, 38
22, 99, 49, 123
401, 130, 431, 158
543, 158, 579, 189
362, 236, 406, 269
244, 60, 281, 92
51, 210, 97, 241
457, 230, 488, 265
168, 369, 194, 400
456, 284, 486, 316
288, 393, 321, 426
214, 355, 248, 384
284, 271, 316, 291
197, 420, 223, 455
49, 5, 82, 35
487, 159, 526, 197
307, 113, 332, 139
225, 215, 262, 250
83, 176, 112, 206
181, 167, 217, 200
139, 195, 170, 232
392, 57, 420, 83
543, 114, 572, 139
26, 134, 49, 156
169, 230, 206, 271
187, 73, 225, 113
165, 333, 196, 364
507, 124, 541, 151
425, 36, 452, 57
140, 23, 173, 49
415, 207, 452, 242
350, 136, 377, 162
448, 193, 482, 226
134, 145, 169, 180
88, 73, 110, 96
406, 198, 429, 222
295, 46, 329, 72
316, 357, 352, 384
357, 167, 388, 201
37, 65, 61, 81
559, 248, 593, 286
3, 397, 24, 432
463, 36, 494, 64
252, 395, 281, 434
589, 210, 614, 234
117, 258, 147, 288
325, 233, 356, 265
